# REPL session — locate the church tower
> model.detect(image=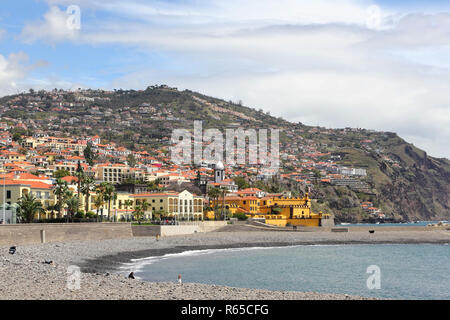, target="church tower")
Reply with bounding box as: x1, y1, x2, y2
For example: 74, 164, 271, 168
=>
214, 161, 225, 183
